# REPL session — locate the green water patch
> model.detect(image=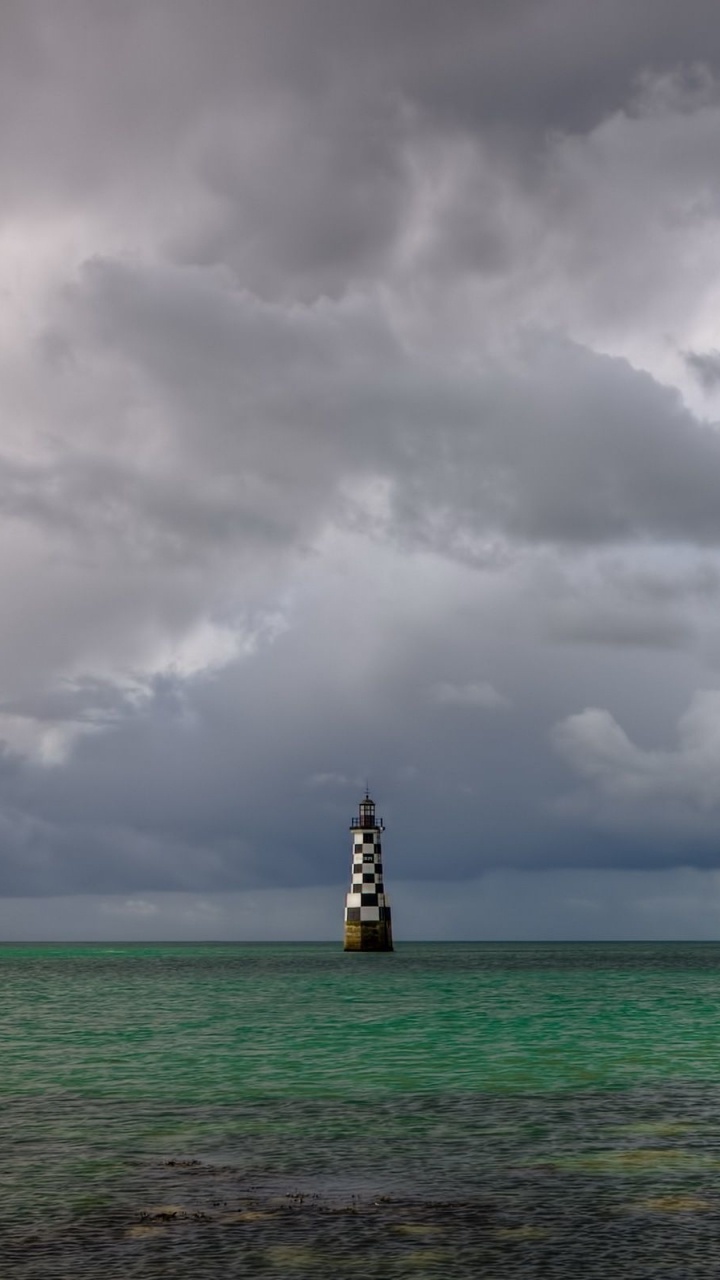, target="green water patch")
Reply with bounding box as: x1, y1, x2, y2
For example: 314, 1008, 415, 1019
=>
4, 943, 720, 1100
